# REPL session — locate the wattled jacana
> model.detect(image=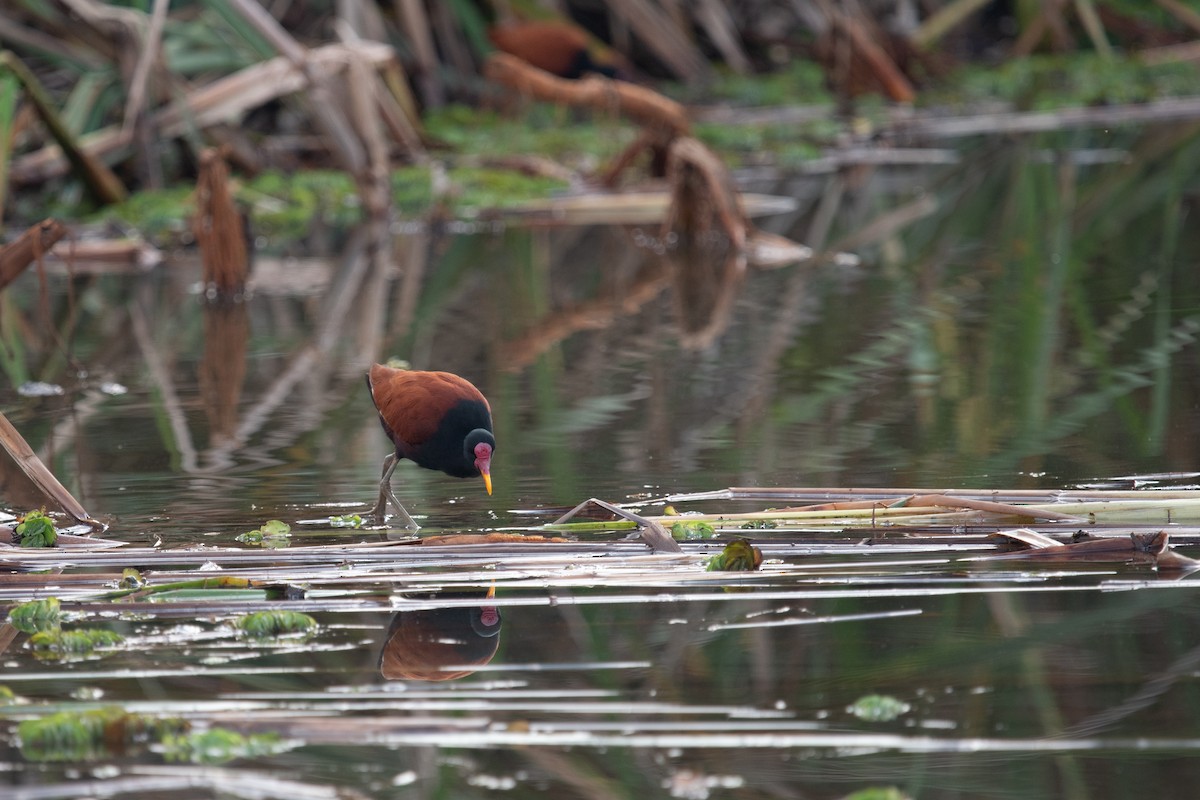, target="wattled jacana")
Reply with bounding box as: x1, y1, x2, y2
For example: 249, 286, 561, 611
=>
366, 364, 495, 528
